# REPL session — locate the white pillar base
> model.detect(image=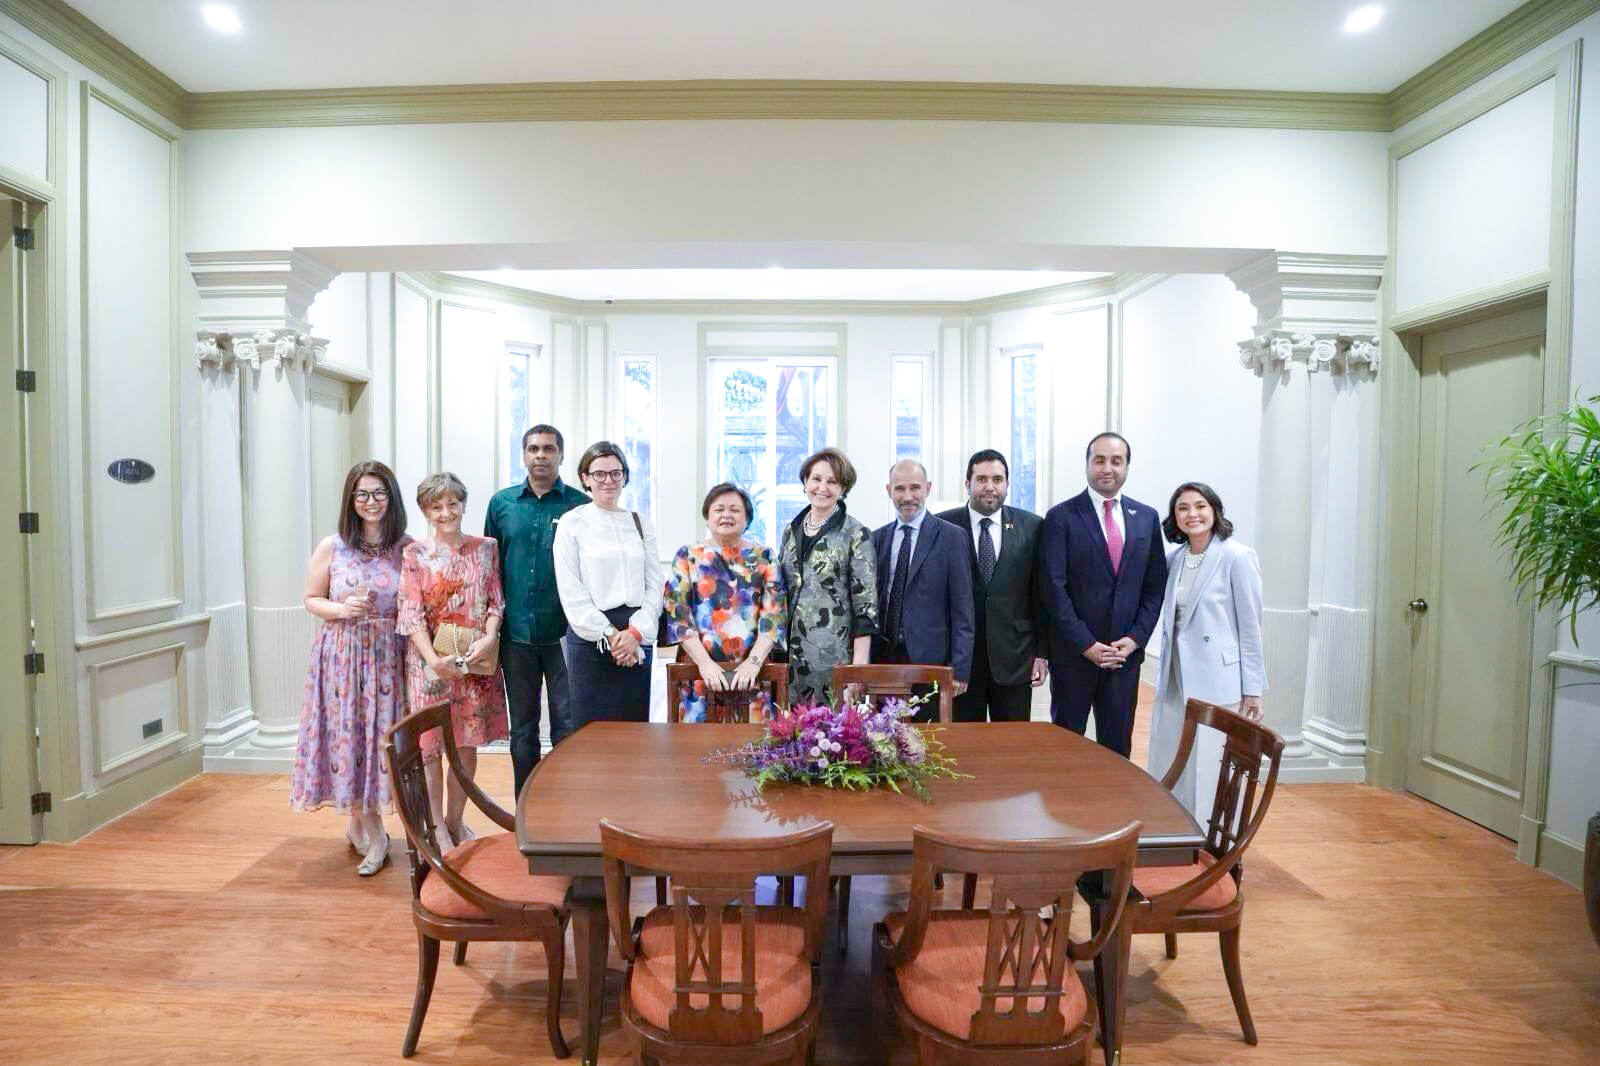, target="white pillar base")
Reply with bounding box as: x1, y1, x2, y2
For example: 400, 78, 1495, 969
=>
203, 733, 299, 773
